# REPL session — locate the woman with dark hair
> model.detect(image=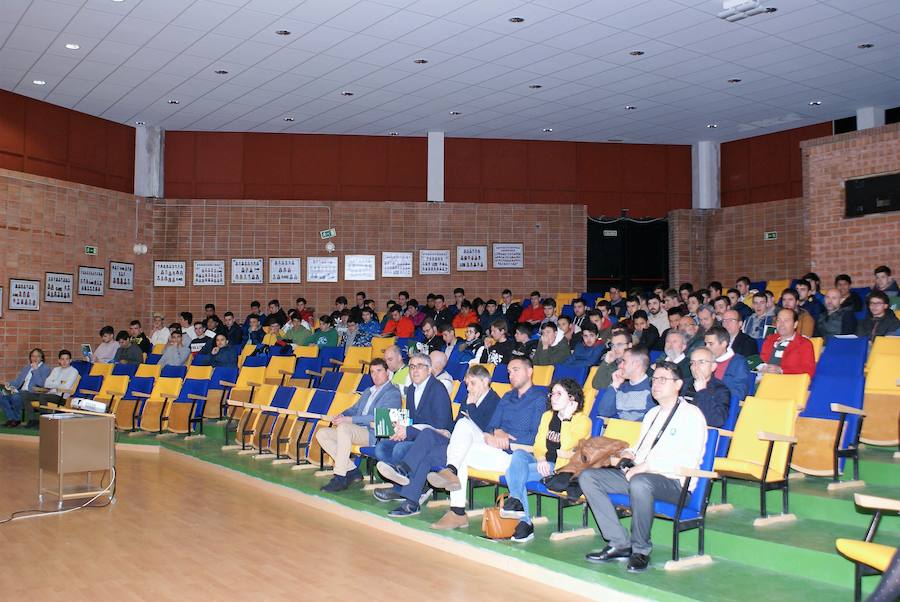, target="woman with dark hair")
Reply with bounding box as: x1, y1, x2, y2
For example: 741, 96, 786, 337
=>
500, 378, 591, 542
1, 348, 51, 427
803, 272, 824, 304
